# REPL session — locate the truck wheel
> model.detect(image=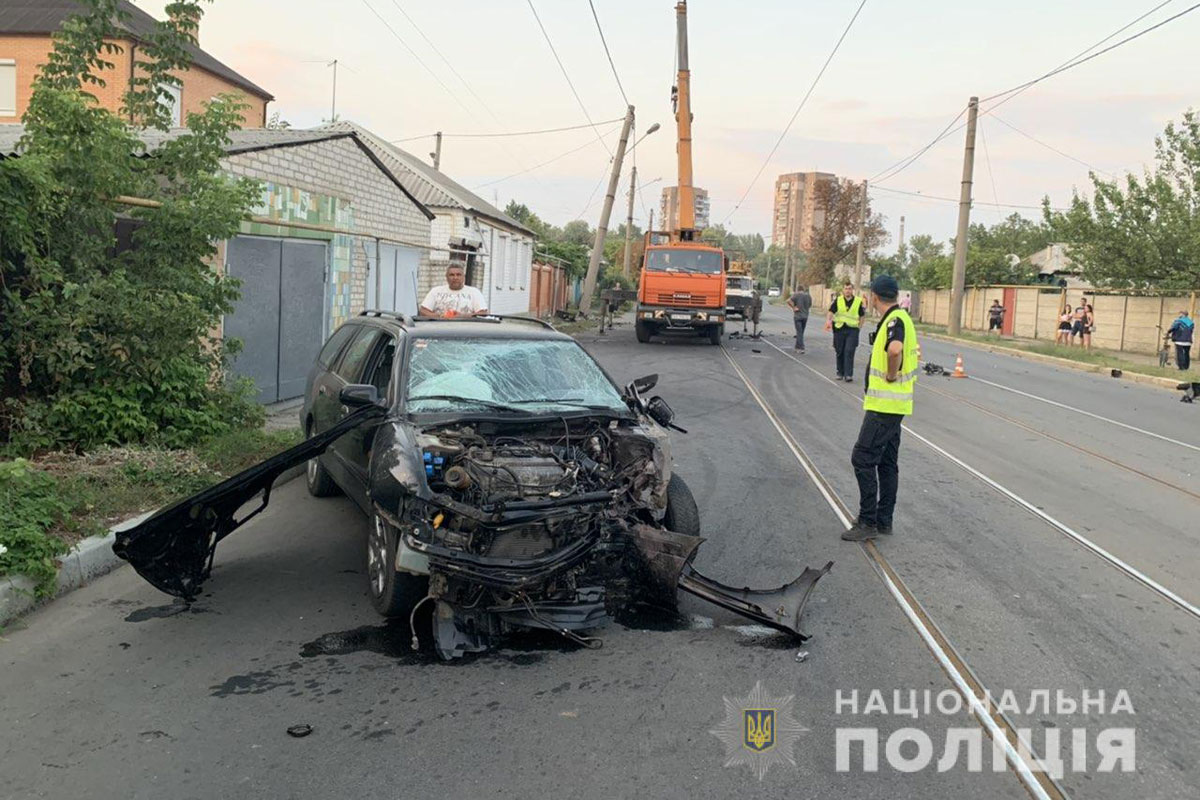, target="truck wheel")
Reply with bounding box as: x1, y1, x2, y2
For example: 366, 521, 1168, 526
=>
663, 473, 701, 537
635, 319, 654, 343
305, 420, 340, 498
707, 324, 723, 345
367, 512, 429, 618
